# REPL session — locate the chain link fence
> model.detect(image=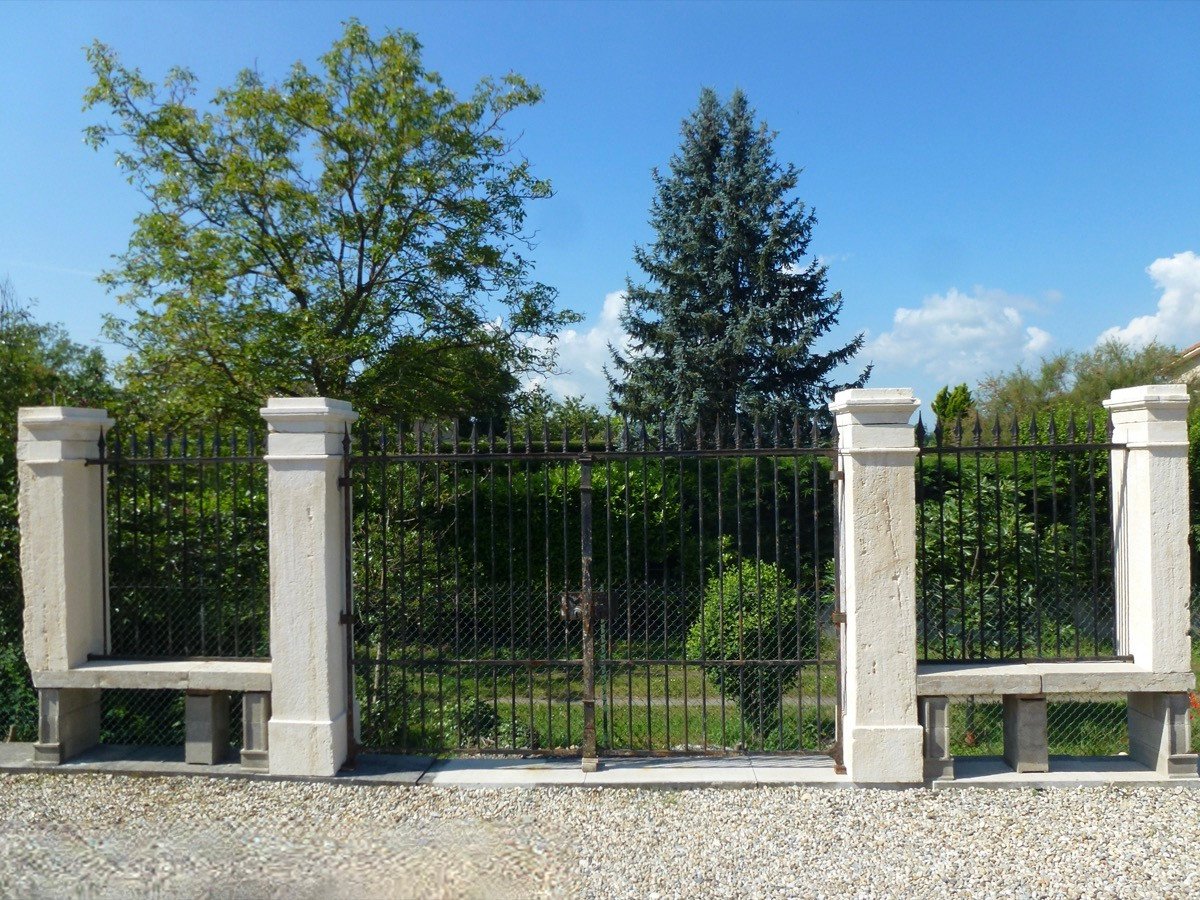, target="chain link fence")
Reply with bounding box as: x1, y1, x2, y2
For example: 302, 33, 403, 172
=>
949, 695, 1129, 758
351, 416, 841, 756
